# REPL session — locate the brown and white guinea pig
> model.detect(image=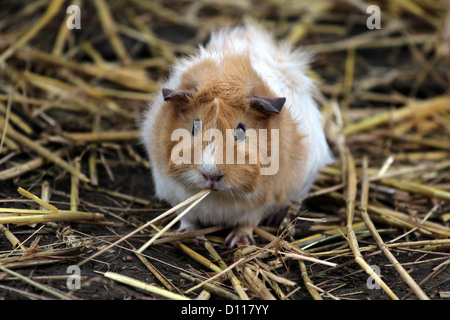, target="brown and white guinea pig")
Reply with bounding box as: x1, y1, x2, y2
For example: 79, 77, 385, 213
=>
141, 24, 333, 247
